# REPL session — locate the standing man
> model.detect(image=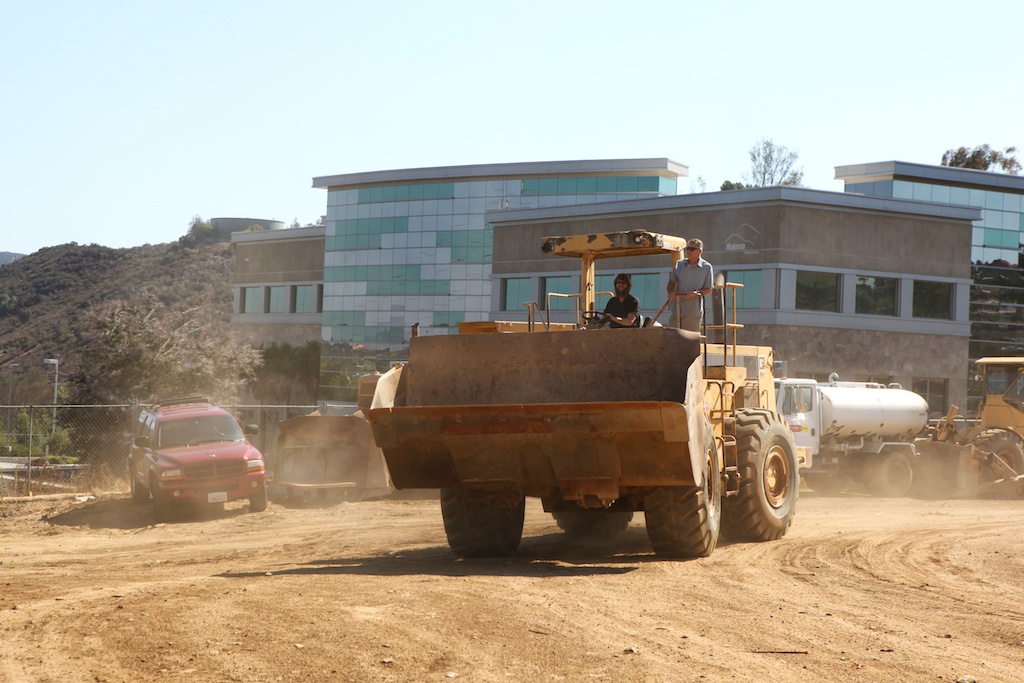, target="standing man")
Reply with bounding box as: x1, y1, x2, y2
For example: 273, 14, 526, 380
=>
667, 239, 713, 332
